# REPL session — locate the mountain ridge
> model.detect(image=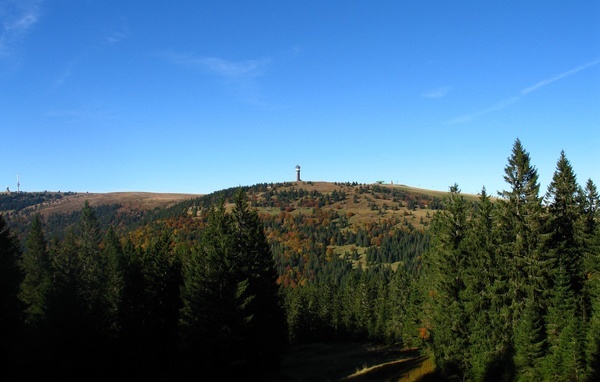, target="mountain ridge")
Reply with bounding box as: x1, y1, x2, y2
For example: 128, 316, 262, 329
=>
1, 181, 485, 224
